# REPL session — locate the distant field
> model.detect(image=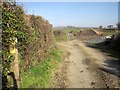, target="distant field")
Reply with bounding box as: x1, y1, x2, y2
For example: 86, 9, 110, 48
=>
53, 27, 119, 40
97, 29, 118, 36
53, 27, 94, 33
